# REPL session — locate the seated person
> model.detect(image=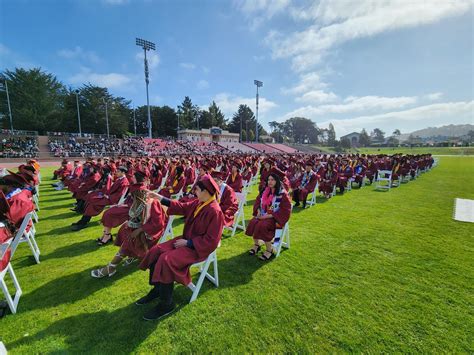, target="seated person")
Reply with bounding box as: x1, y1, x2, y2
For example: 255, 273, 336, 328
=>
246, 169, 291, 261
91, 186, 166, 278
136, 175, 224, 321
